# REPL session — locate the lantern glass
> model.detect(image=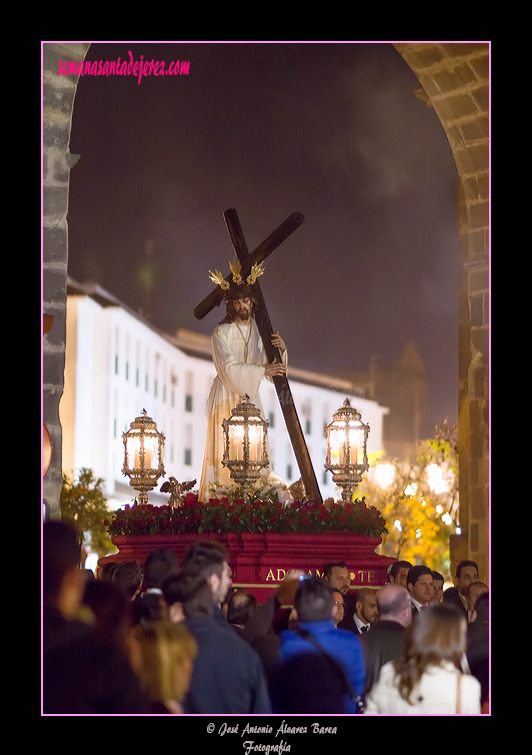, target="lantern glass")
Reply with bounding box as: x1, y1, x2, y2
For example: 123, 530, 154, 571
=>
122, 409, 165, 505
324, 398, 370, 501
248, 421, 265, 462
228, 417, 245, 462
222, 395, 269, 501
